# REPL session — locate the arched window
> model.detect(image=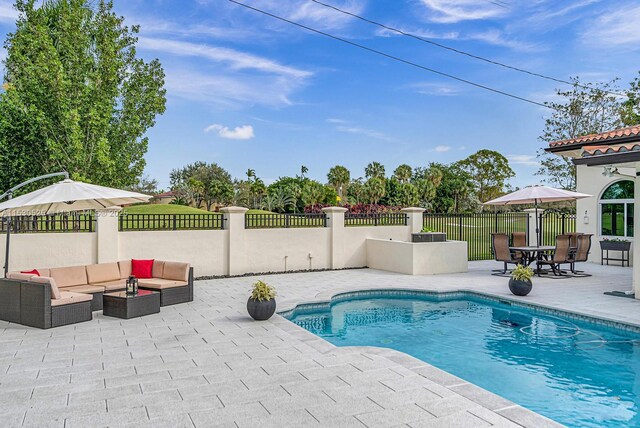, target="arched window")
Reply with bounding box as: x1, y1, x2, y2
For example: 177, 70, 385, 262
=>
600, 180, 634, 237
